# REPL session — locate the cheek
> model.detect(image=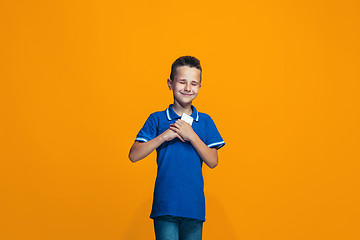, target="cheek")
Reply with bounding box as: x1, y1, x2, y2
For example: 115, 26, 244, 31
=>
174, 84, 182, 91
